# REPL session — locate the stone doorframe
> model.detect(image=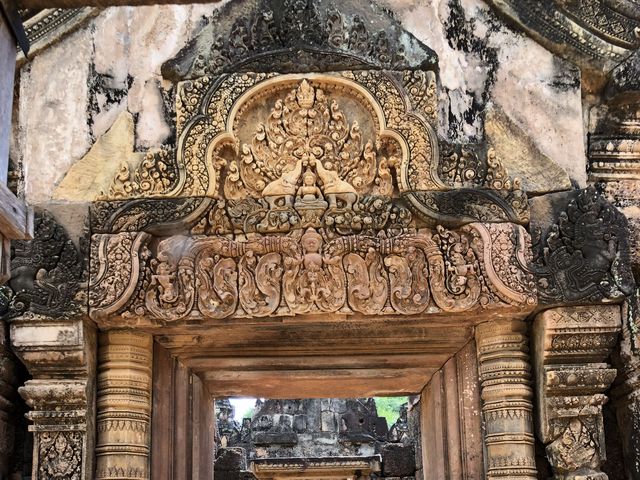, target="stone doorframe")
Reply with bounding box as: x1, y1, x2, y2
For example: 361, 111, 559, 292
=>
3, 1, 638, 478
